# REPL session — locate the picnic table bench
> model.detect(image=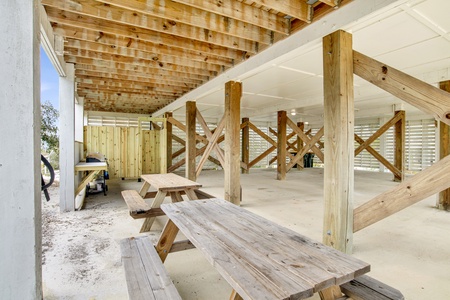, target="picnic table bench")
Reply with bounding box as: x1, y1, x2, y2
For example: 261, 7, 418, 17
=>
120, 236, 181, 300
